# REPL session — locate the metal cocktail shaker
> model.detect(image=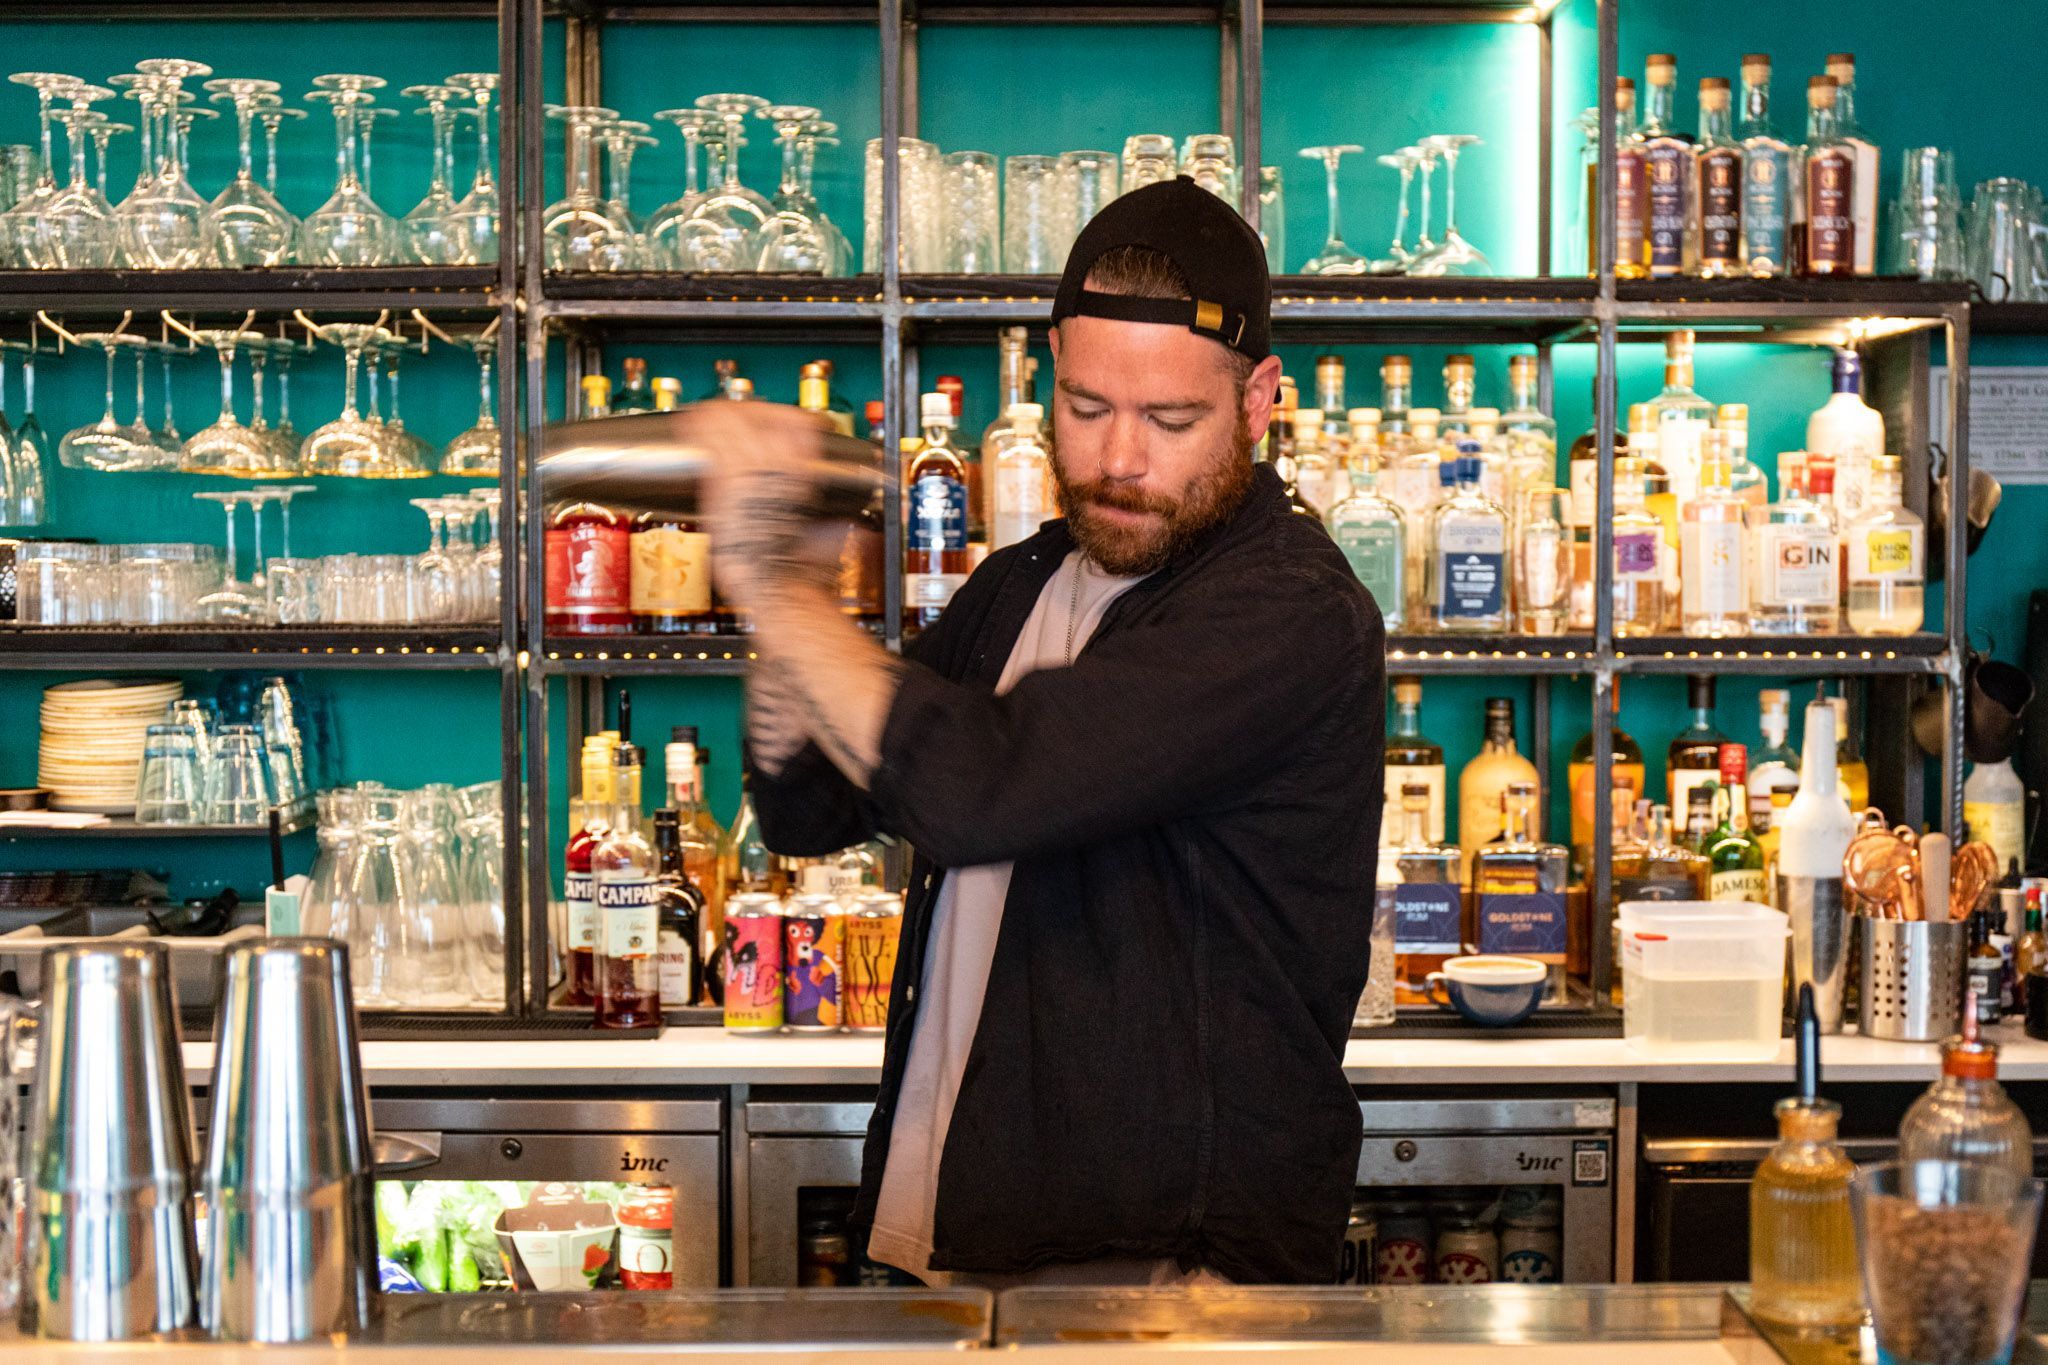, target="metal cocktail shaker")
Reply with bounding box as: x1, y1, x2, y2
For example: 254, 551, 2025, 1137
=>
199, 938, 375, 1342
23, 942, 198, 1340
